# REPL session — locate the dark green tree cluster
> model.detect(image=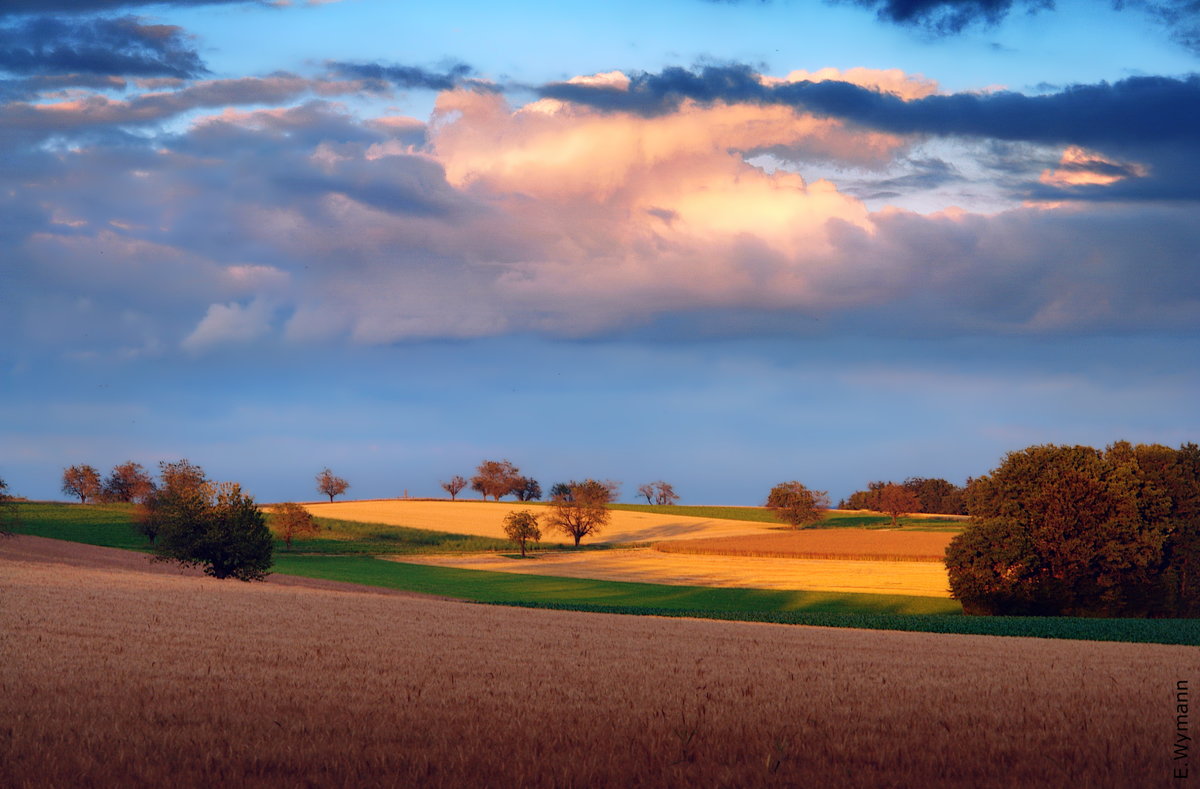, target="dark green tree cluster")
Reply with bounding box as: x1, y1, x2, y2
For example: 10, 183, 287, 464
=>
945, 442, 1200, 617
138, 460, 273, 581
765, 481, 829, 529
840, 477, 966, 515
0, 476, 19, 536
